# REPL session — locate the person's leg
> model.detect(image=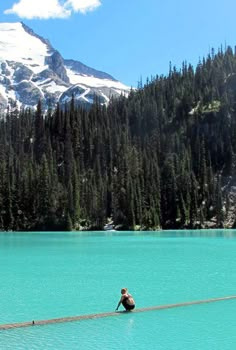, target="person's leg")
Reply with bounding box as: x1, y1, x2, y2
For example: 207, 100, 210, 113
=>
125, 304, 135, 311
